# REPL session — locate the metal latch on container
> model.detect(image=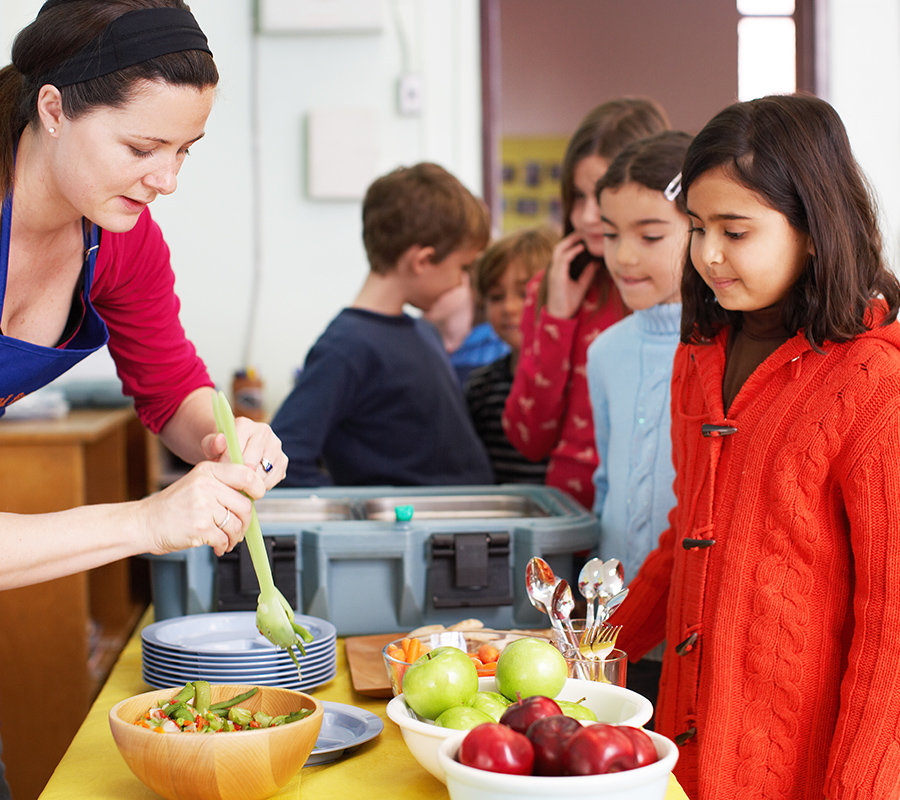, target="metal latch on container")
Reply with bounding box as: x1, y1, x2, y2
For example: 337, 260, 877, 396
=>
429, 531, 513, 608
